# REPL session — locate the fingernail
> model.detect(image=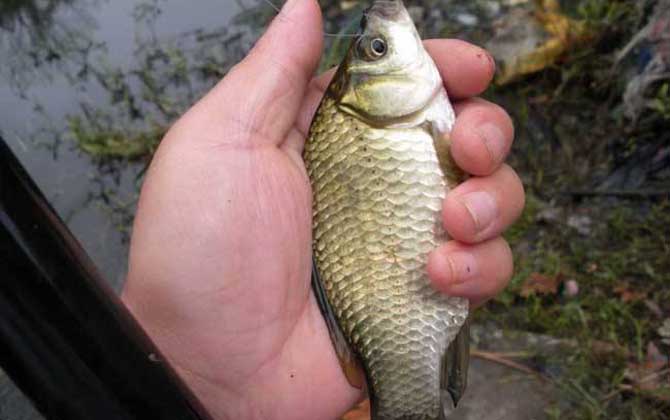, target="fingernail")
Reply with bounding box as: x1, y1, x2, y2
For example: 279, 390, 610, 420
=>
445, 252, 479, 285
477, 122, 506, 166
458, 191, 498, 234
